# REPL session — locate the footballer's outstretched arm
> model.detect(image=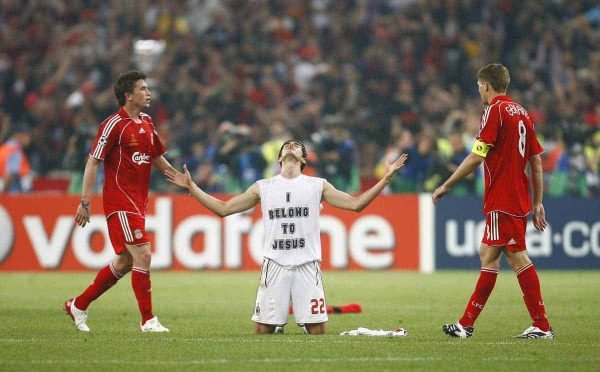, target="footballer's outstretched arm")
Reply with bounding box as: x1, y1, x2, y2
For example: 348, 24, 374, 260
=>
432, 152, 484, 204
165, 164, 260, 217
322, 153, 408, 212
75, 156, 102, 227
